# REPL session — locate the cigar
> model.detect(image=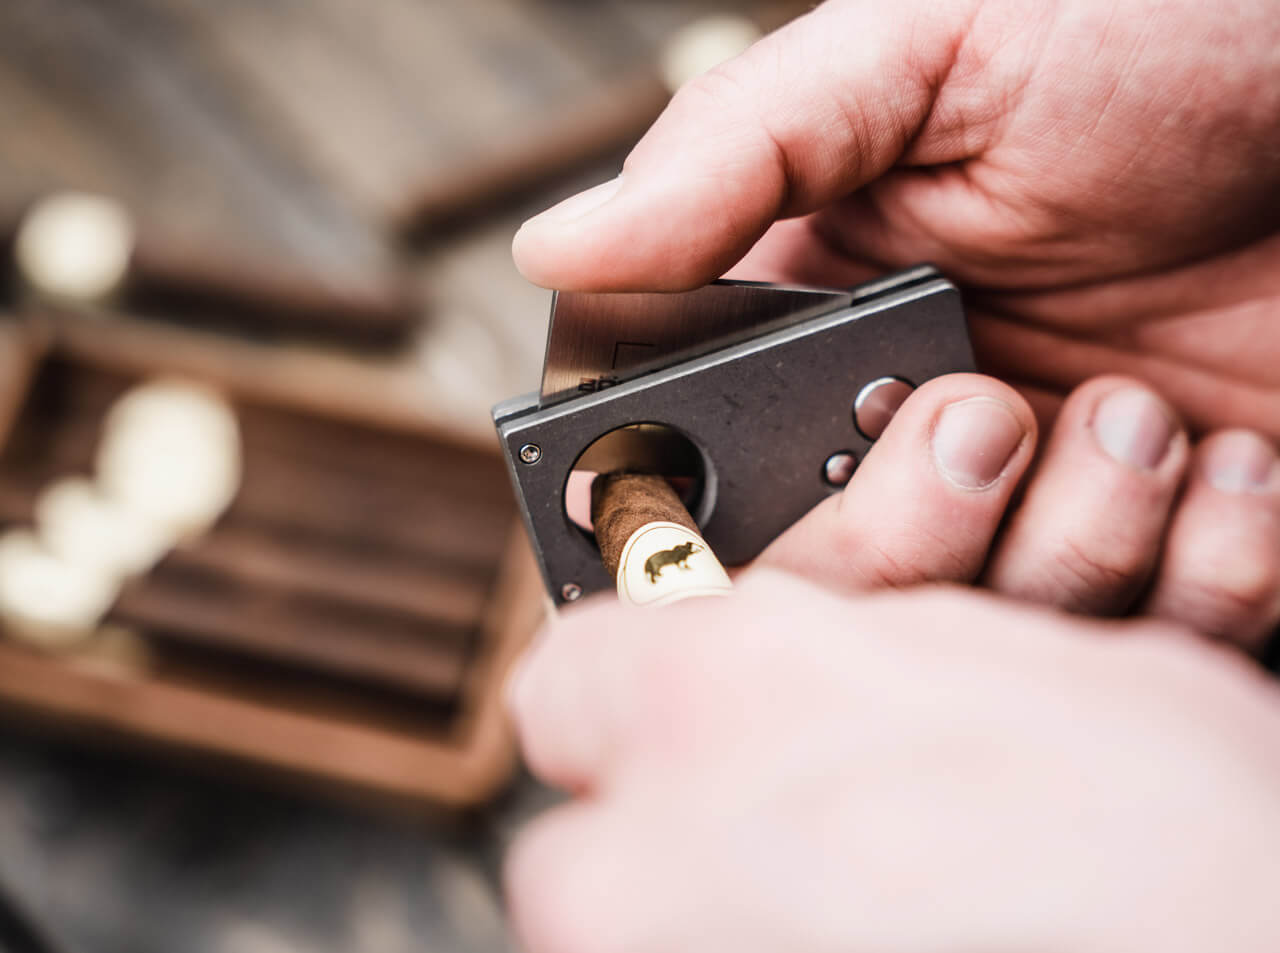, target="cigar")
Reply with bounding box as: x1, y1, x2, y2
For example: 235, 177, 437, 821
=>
12, 192, 410, 342
591, 473, 732, 607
